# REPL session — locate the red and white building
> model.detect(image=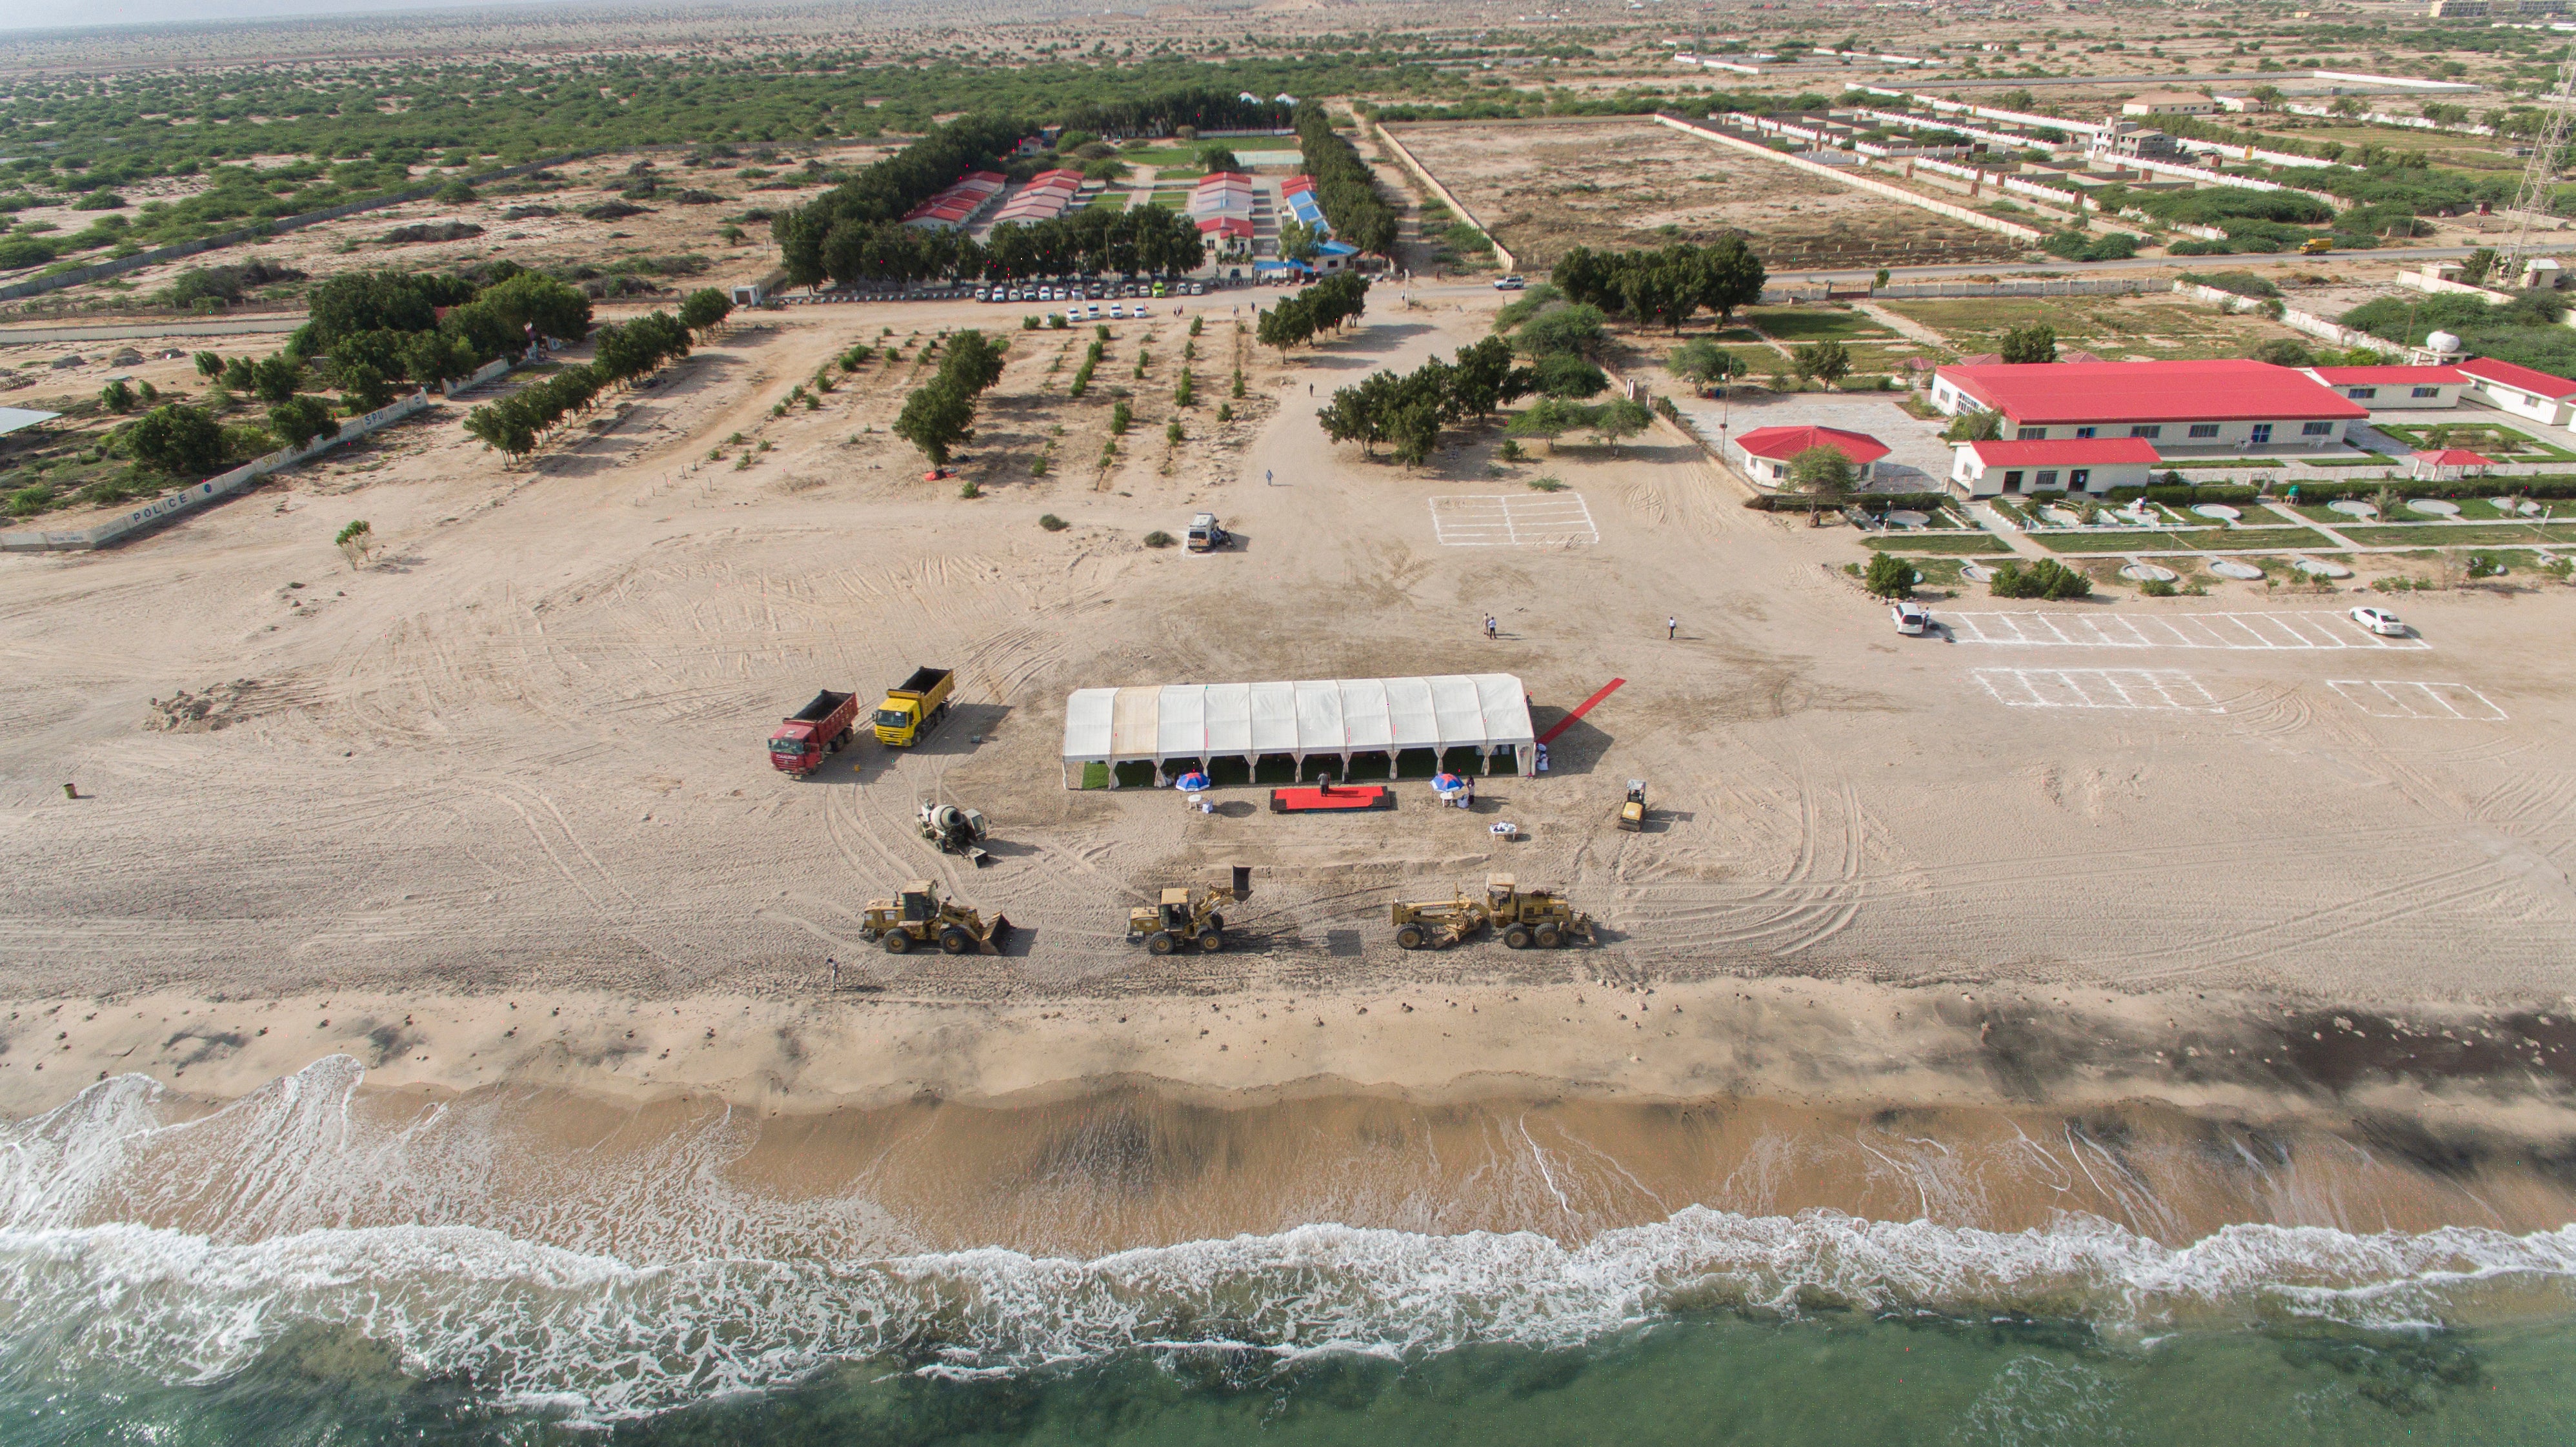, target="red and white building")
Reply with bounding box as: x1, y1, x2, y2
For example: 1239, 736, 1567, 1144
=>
1729, 425, 1890, 487
2300, 365, 2466, 411
901, 170, 1008, 232
1948, 436, 2161, 498
1929, 359, 2368, 452
989, 168, 1085, 227
2457, 357, 2576, 427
